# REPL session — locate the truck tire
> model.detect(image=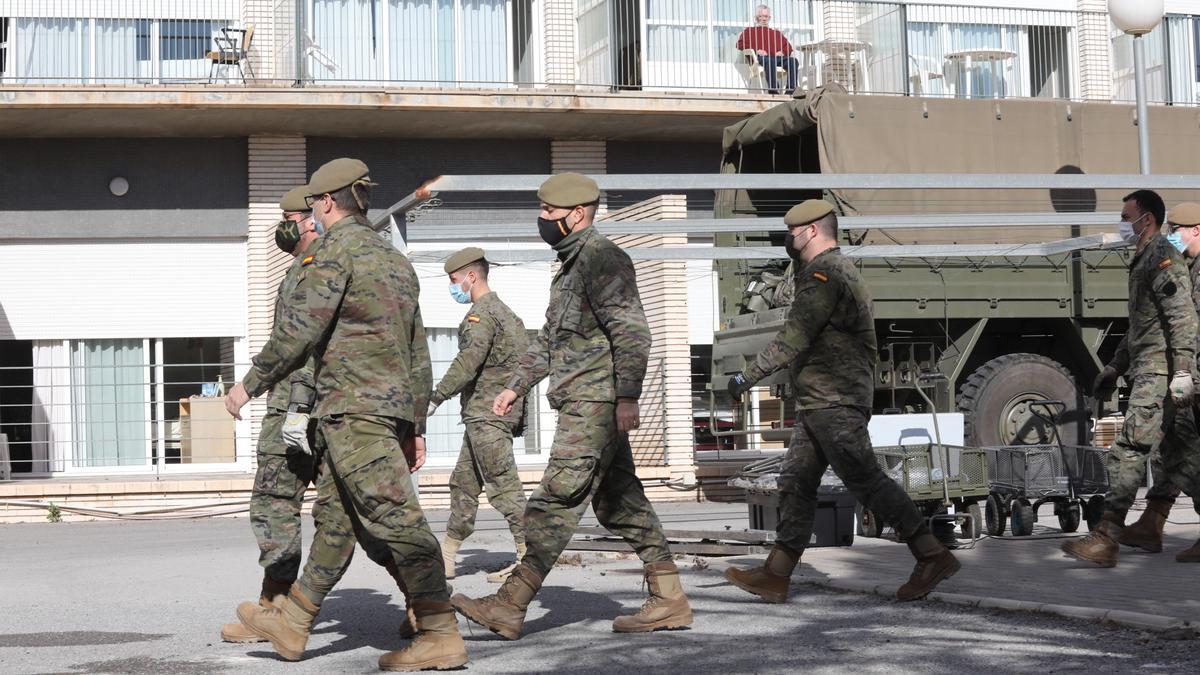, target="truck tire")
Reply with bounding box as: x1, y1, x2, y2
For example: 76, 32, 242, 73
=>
958, 353, 1082, 447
